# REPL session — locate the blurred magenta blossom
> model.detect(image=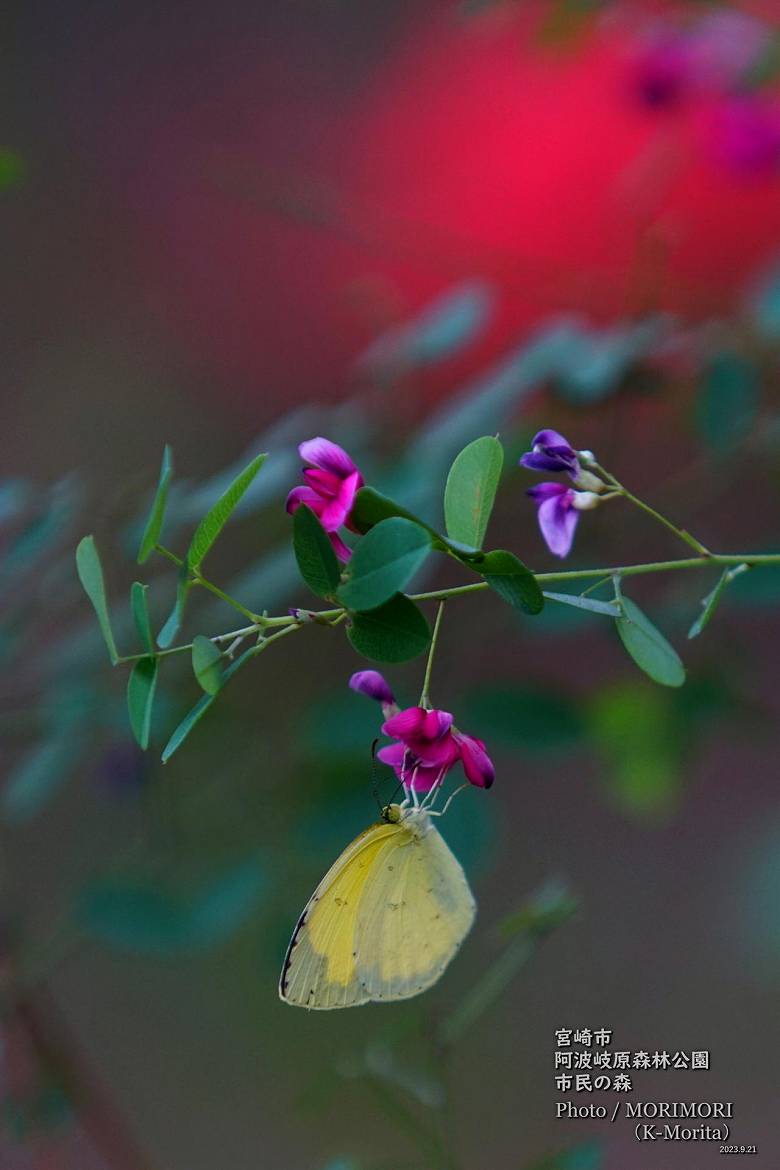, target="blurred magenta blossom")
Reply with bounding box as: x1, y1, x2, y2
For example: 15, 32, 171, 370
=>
285, 437, 363, 561
707, 96, 780, 176
349, 672, 494, 792
630, 11, 770, 110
